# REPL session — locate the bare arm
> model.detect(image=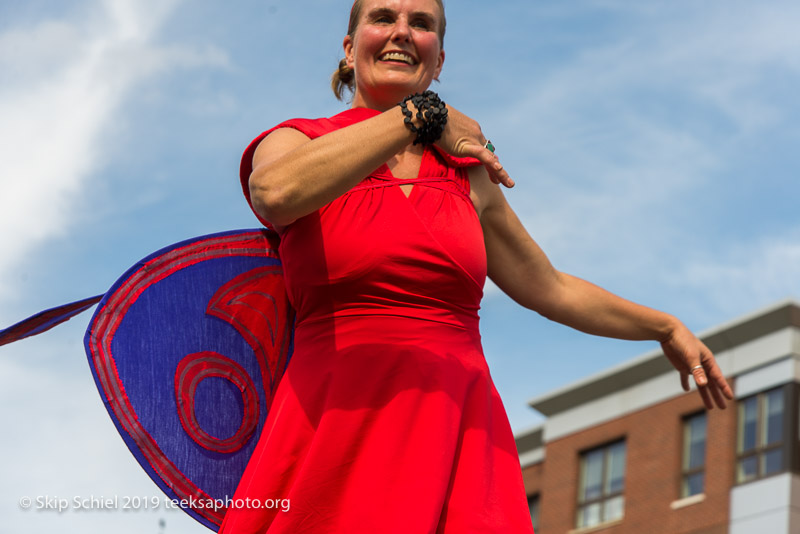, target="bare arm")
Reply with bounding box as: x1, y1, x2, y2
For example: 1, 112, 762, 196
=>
470, 166, 734, 409
250, 107, 414, 226
249, 104, 511, 226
